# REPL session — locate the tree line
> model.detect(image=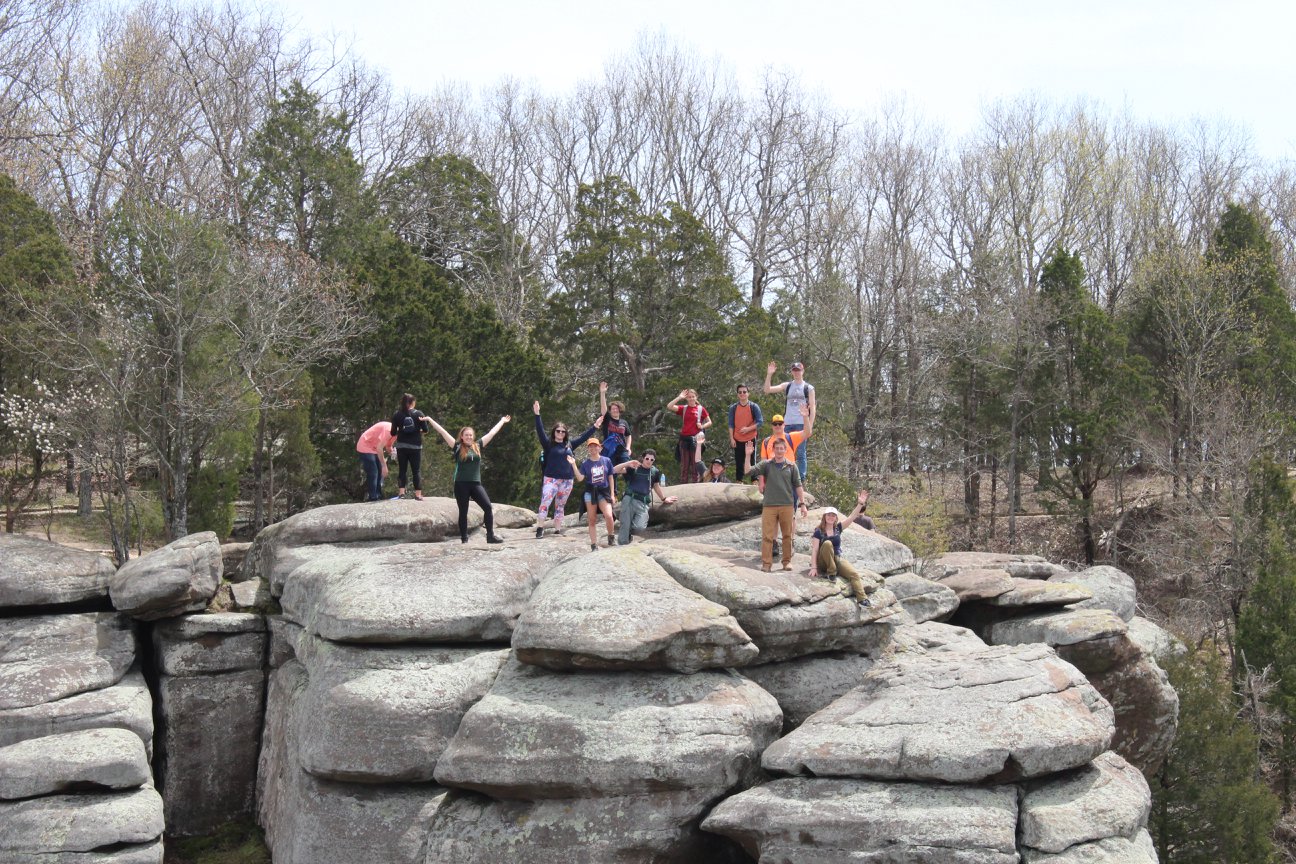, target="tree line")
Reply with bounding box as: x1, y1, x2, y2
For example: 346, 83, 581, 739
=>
3, 3, 1296, 855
